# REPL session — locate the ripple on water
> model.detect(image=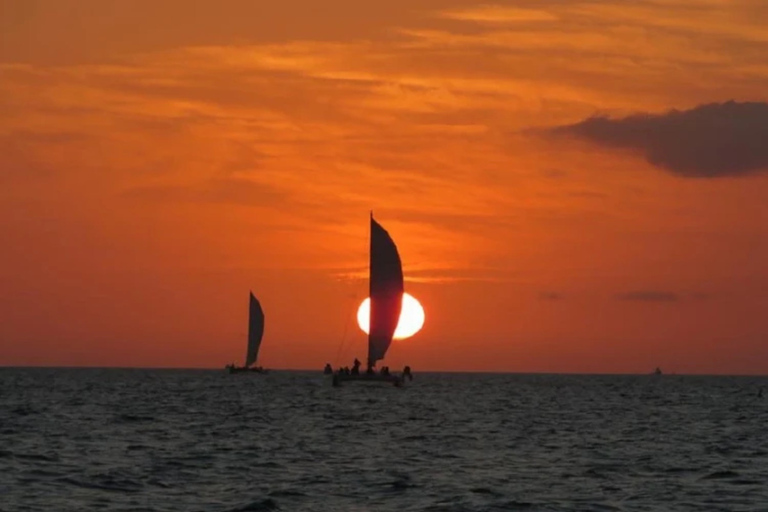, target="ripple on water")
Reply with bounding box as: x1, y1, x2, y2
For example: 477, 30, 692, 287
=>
700, 470, 741, 480
57, 475, 143, 493
15, 452, 60, 463
115, 413, 156, 423
229, 498, 280, 512
1, 369, 768, 512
